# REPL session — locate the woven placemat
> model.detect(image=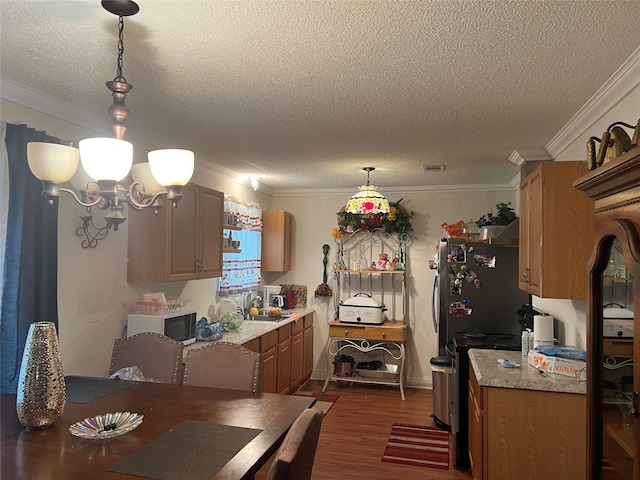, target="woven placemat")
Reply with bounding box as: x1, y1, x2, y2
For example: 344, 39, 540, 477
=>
107, 421, 262, 480
65, 376, 133, 404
